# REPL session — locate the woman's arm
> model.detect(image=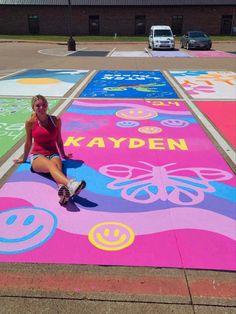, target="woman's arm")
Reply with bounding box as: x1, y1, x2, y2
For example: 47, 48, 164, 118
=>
14, 120, 33, 163
56, 117, 72, 159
